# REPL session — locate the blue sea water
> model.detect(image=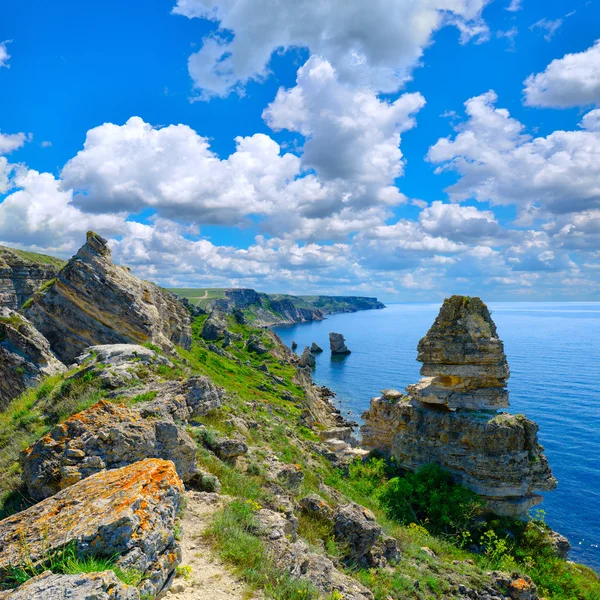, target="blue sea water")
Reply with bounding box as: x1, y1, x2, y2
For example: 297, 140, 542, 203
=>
273, 303, 600, 570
